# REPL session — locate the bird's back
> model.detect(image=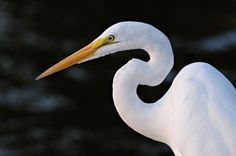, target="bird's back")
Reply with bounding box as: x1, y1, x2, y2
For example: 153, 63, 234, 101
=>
169, 62, 236, 156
